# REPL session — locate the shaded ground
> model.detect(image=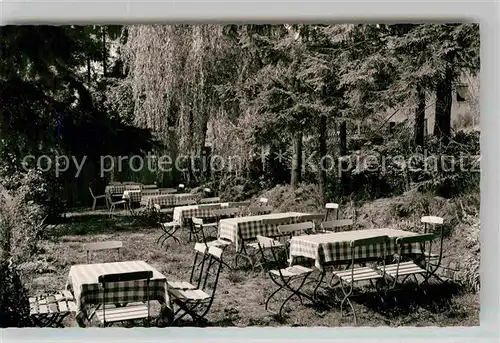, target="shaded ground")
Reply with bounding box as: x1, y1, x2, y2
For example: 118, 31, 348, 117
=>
19, 206, 479, 328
